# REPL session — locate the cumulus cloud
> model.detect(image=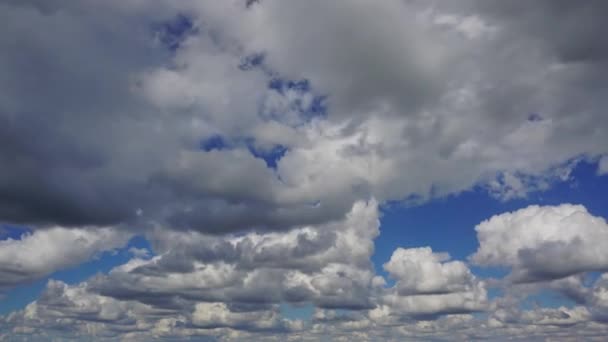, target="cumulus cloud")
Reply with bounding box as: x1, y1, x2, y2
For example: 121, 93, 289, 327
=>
87, 200, 380, 311
191, 302, 302, 332
471, 204, 608, 282
384, 247, 477, 296
374, 247, 487, 321
1, 279, 302, 341
0, 227, 130, 290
